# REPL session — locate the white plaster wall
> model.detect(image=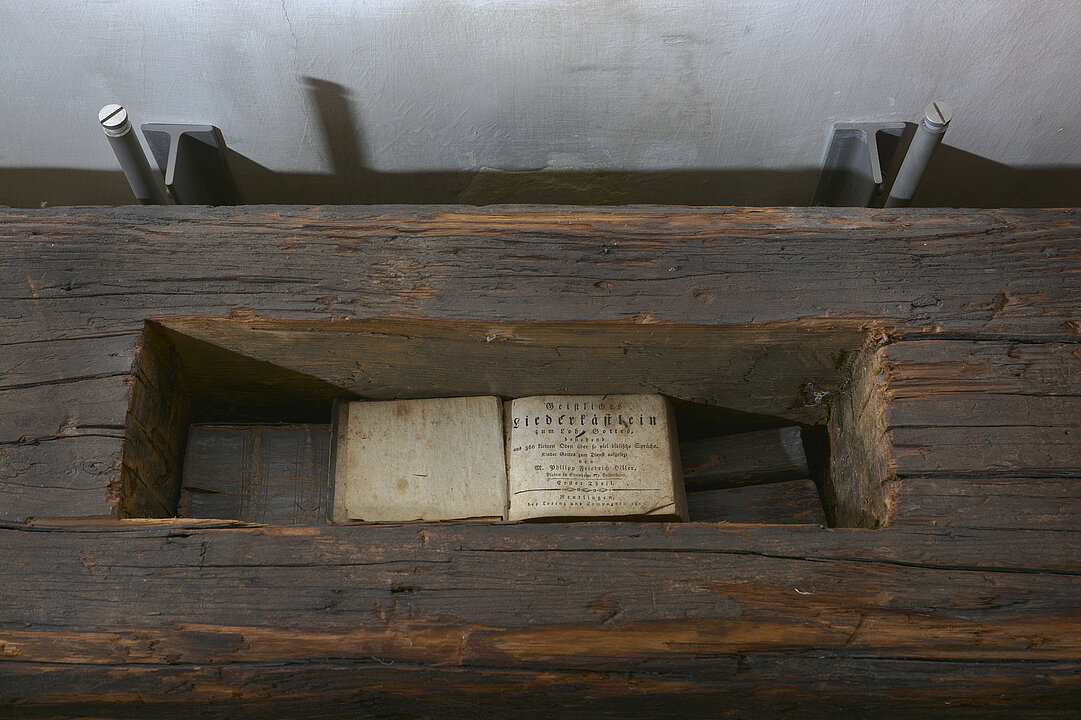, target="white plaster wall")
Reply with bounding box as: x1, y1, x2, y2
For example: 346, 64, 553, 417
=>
2, 0, 1078, 205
